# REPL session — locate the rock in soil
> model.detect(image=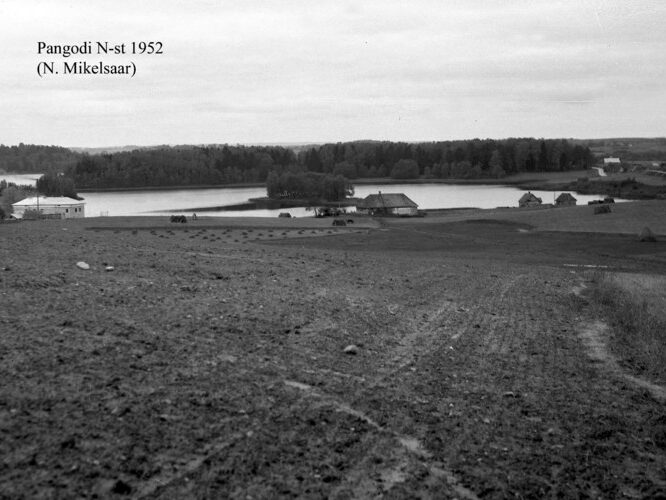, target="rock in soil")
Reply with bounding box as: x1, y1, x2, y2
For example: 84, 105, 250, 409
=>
343, 344, 359, 355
